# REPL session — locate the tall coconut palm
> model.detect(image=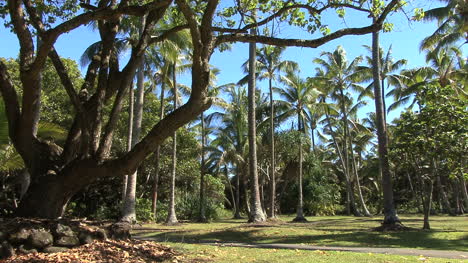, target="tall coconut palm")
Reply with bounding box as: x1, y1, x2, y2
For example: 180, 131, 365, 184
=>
197, 70, 231, 222
277, 70, 319, 222
246, 27, 266, 223
211, 85, 249, 218
256, 45, 298, 218
313, 45, 365, 216
370, 27, 400, 226
145, 28, 192, 220
166, 61, 179, 225
121, 14, 147, 223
